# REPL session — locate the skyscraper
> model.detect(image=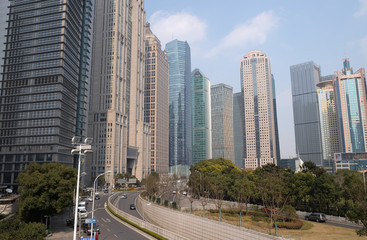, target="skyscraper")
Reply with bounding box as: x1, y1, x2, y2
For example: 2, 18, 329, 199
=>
241, 50, 279, 169
333, 59, 367, 153
317, 76, 341, 169
233, 92, 244, 168
0, 0, 94, 188
290, 61, 323, 166
144, 23, 169, 175
191, 69, 212, 165
166, 39, 192, 176
211, 83, 234, 162
88, 0, 150, 184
